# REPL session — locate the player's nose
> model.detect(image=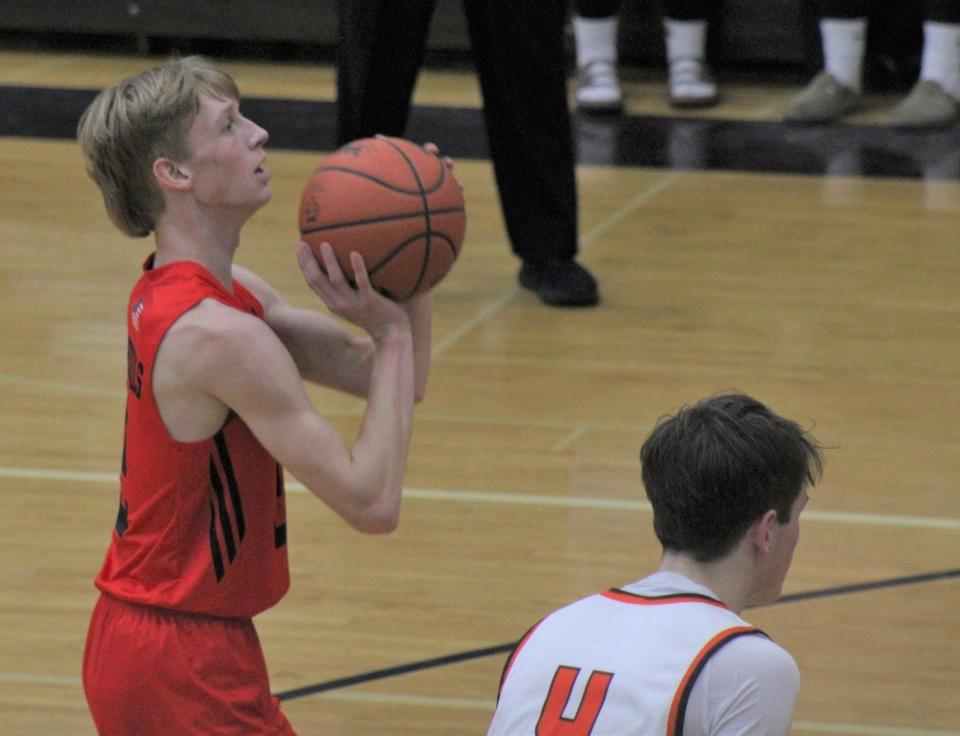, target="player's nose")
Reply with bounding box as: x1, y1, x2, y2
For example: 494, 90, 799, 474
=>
249, 120, 269, 148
